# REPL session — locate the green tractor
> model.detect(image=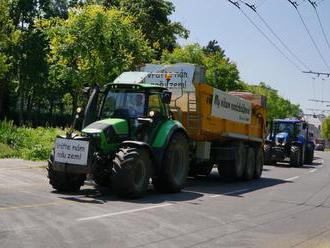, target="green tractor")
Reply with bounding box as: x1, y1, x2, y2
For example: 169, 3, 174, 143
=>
48, 76, 190, 198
